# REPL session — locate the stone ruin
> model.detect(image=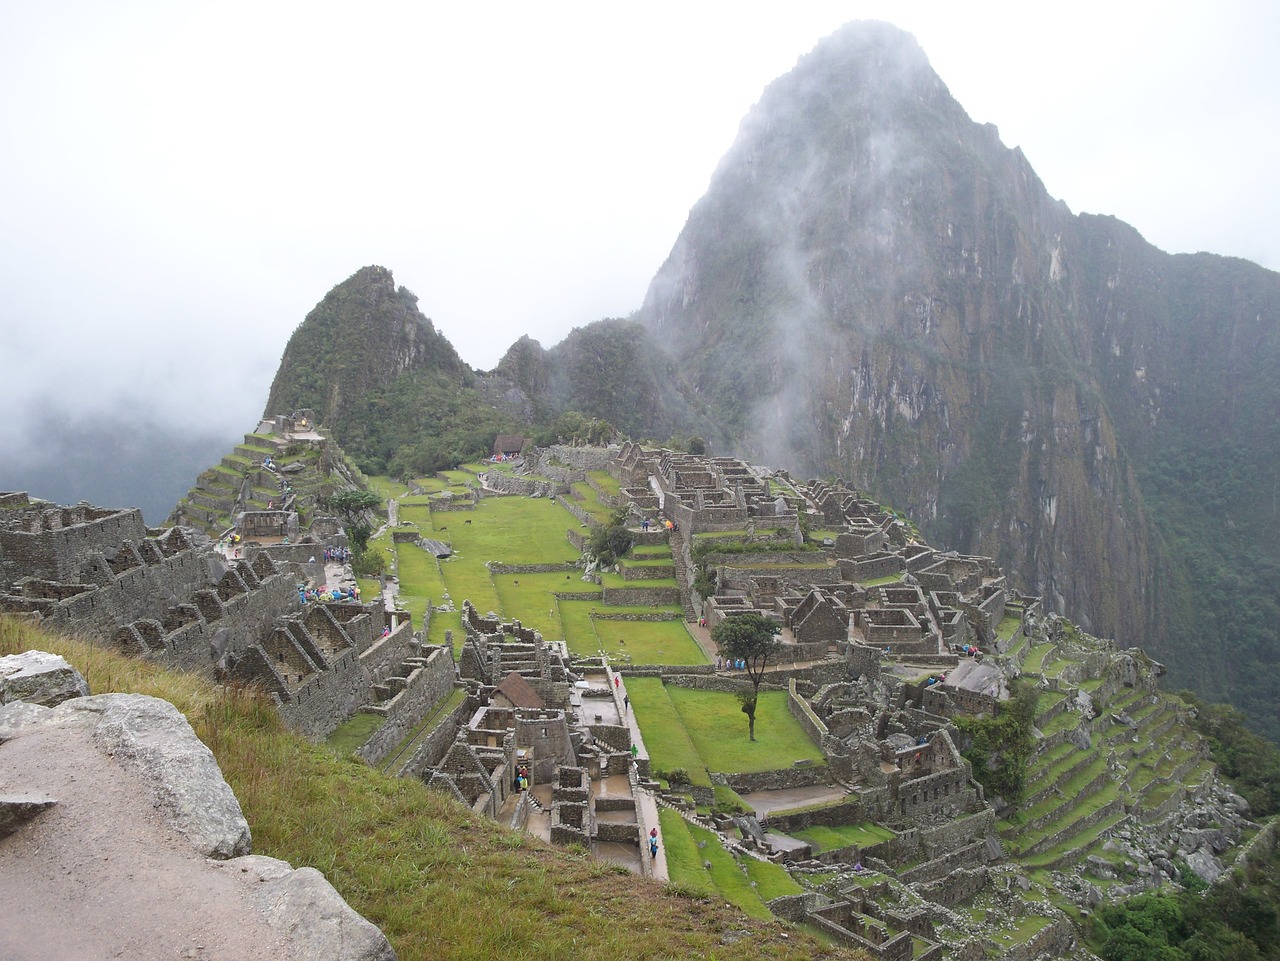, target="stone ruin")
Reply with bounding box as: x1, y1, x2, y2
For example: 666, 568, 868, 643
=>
0, 491, 451, 744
